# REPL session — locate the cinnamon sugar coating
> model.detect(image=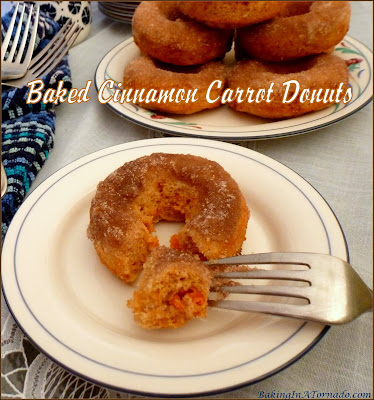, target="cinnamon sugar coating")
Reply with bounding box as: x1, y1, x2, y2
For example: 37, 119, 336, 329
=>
132, 1, 233, 66
122, 56, 227, 114
128, 246, 213, 329
236, 1, 351, 61
178, 1, 283, 29
87, 153, 249, 283
228, 54, 349, 119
